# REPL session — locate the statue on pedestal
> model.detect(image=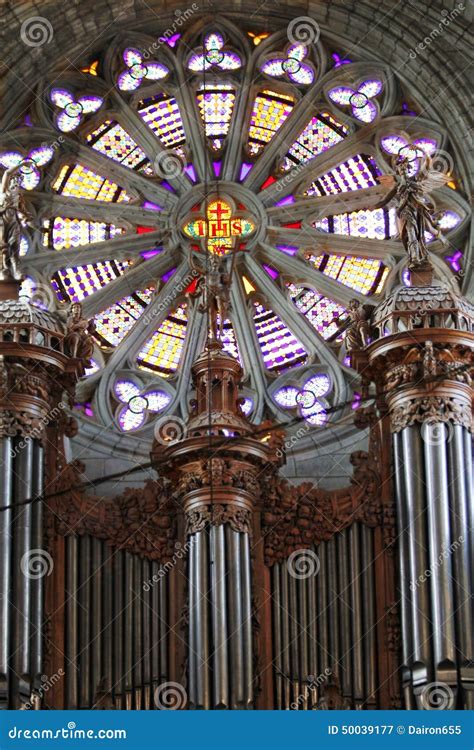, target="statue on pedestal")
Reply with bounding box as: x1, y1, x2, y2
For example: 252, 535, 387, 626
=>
188, 251, 231, 341
331, 299, 374, 351
64, 302, 95, 364
378, 155, 448, 269
0, 164, 32, 279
